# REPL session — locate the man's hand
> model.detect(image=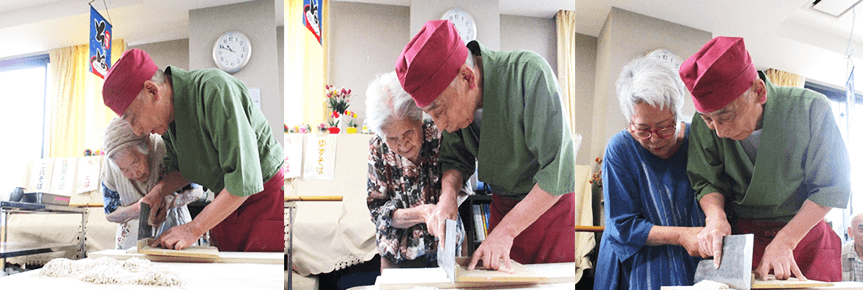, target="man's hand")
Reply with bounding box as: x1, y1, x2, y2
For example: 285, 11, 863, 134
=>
150, 222, 203, 250
754, 236, 805, 281
698, 216, 731, 268
467, 229, 515, 273
679, 227, 705, 257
